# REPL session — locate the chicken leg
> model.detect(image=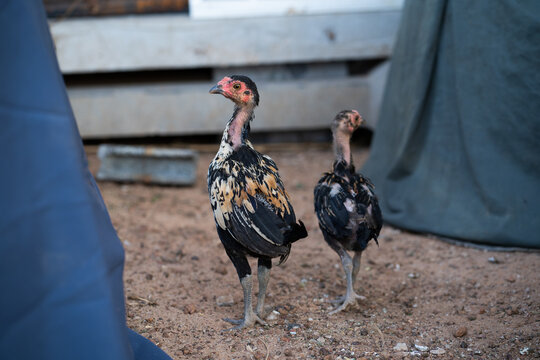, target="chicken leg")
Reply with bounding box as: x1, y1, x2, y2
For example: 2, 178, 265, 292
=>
352, 251, 364, 285
329, 249, 365, 315
255, 258, 271, 318
223, 274, 267, 330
